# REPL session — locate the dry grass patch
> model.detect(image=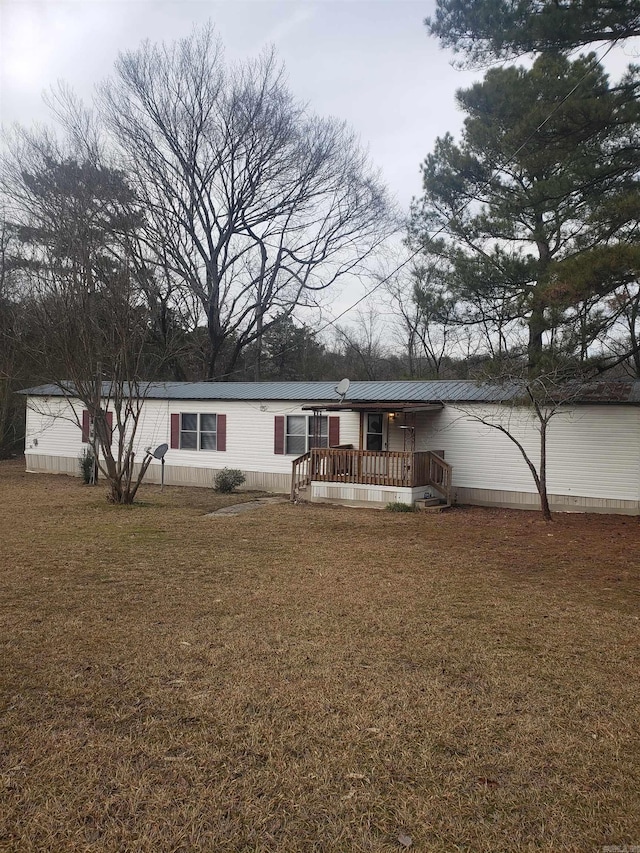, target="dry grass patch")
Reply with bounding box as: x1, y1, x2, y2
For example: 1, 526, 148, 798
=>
1, 460, 639, 852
